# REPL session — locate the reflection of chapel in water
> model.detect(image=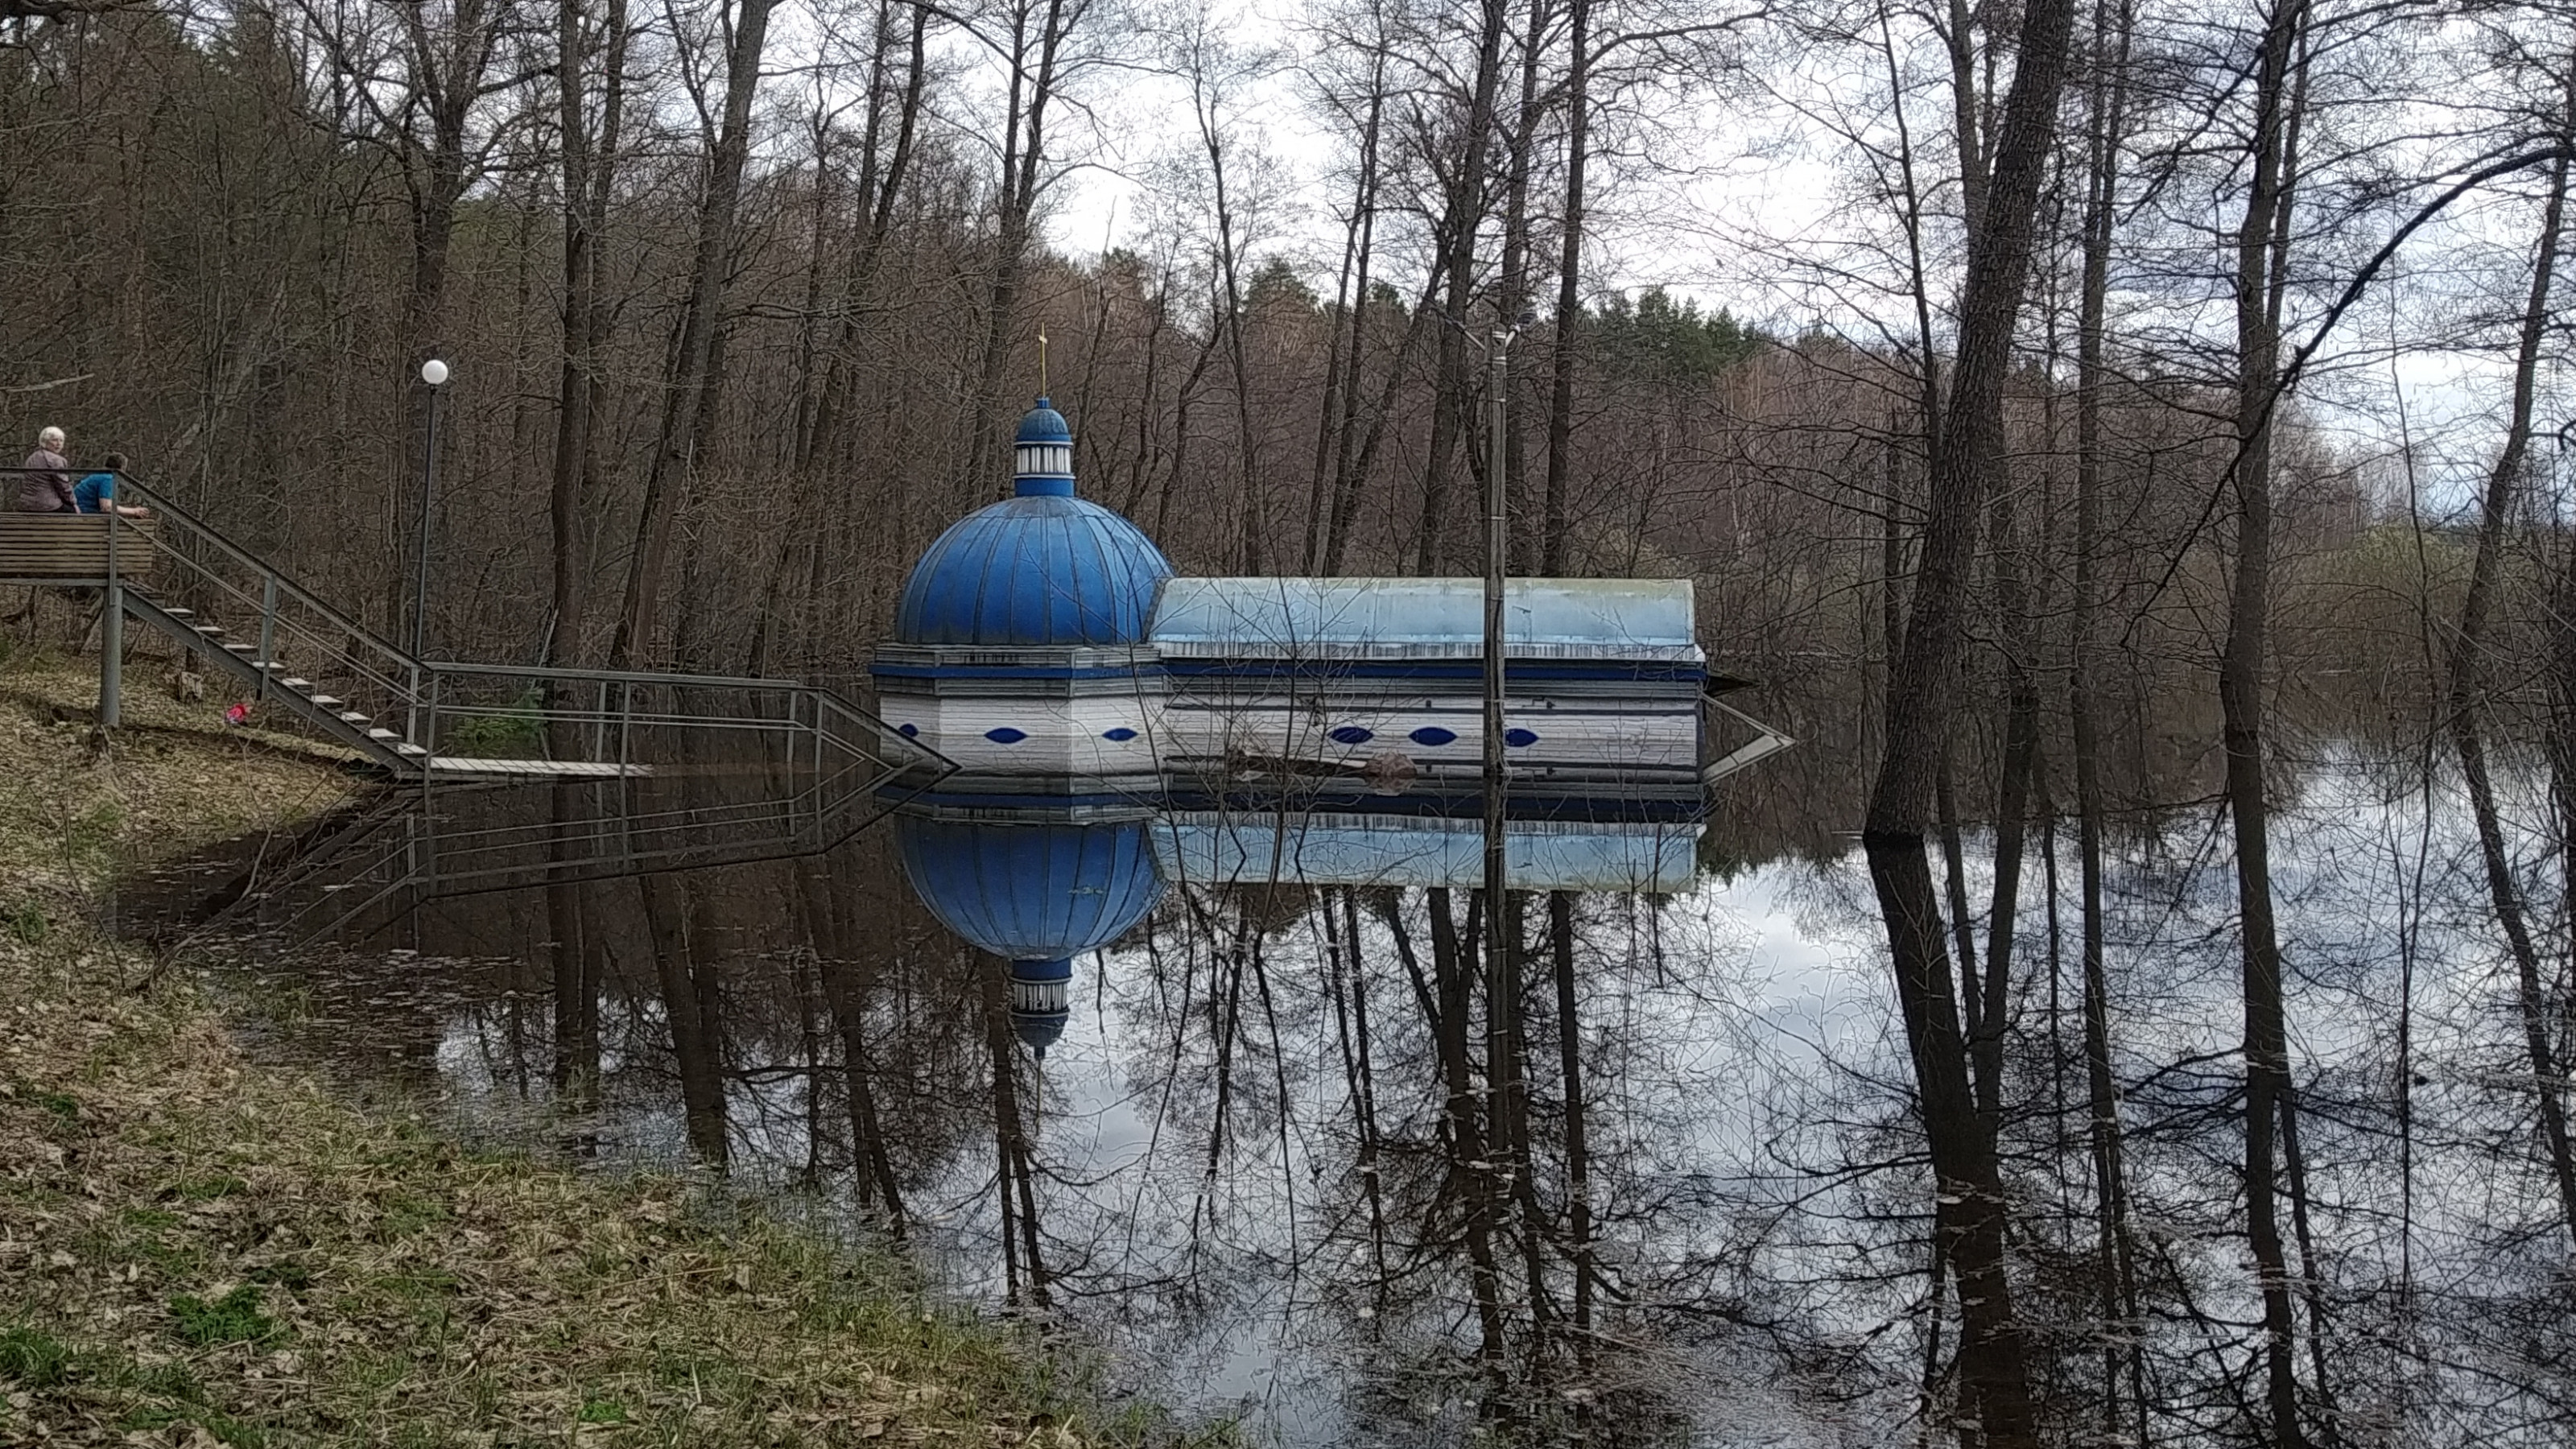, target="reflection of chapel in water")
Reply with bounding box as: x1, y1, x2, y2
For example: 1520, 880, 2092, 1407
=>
873, 398, 1777, 1053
